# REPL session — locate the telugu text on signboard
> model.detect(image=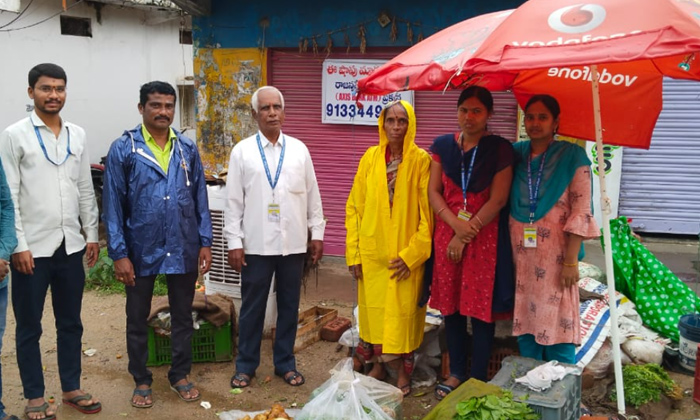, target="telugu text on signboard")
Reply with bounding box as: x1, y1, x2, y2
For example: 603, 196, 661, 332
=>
322, 59, 414, 126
